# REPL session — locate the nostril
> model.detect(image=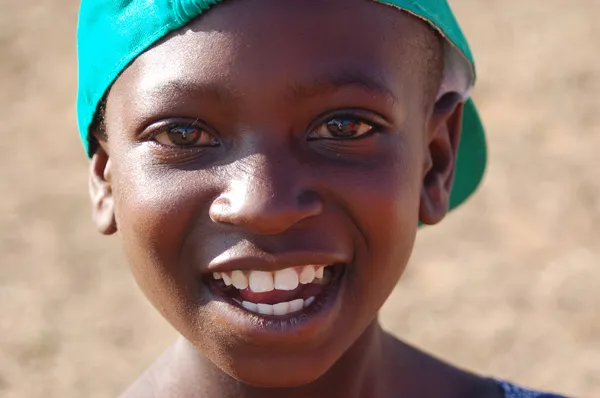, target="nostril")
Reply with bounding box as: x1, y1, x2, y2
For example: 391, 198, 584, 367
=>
298, 190, 323, 211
